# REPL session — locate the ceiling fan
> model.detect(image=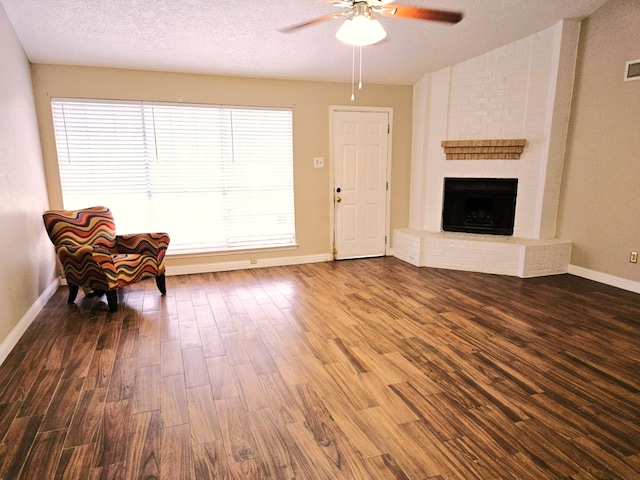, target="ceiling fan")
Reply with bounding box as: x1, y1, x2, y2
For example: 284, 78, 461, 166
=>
280, 0, 464, 46
280, 1, 463, 101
